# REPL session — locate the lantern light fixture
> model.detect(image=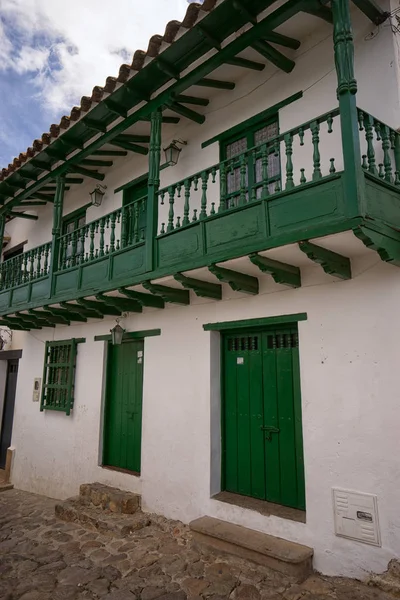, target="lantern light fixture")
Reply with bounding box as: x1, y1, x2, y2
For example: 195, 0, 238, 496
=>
90, 184, 107, 207
163, 139, 187, 167
110, 318, 125, 345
